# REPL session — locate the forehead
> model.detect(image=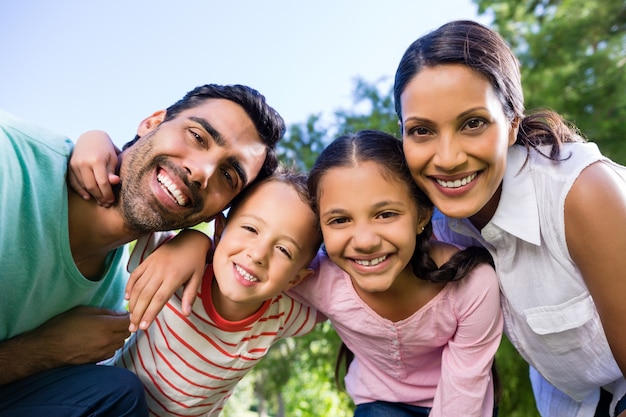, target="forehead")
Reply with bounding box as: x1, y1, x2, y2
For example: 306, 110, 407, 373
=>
235, 180, 316, 233
319, 162, 414, 205
401, 64, 500, 116
237, 181, 311, 218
